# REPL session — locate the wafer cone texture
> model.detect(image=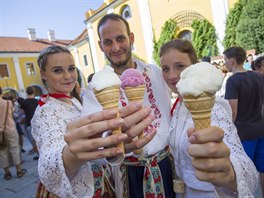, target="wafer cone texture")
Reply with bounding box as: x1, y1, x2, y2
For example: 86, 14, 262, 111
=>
183, 93, 215, 130
94, 85, 124, 151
